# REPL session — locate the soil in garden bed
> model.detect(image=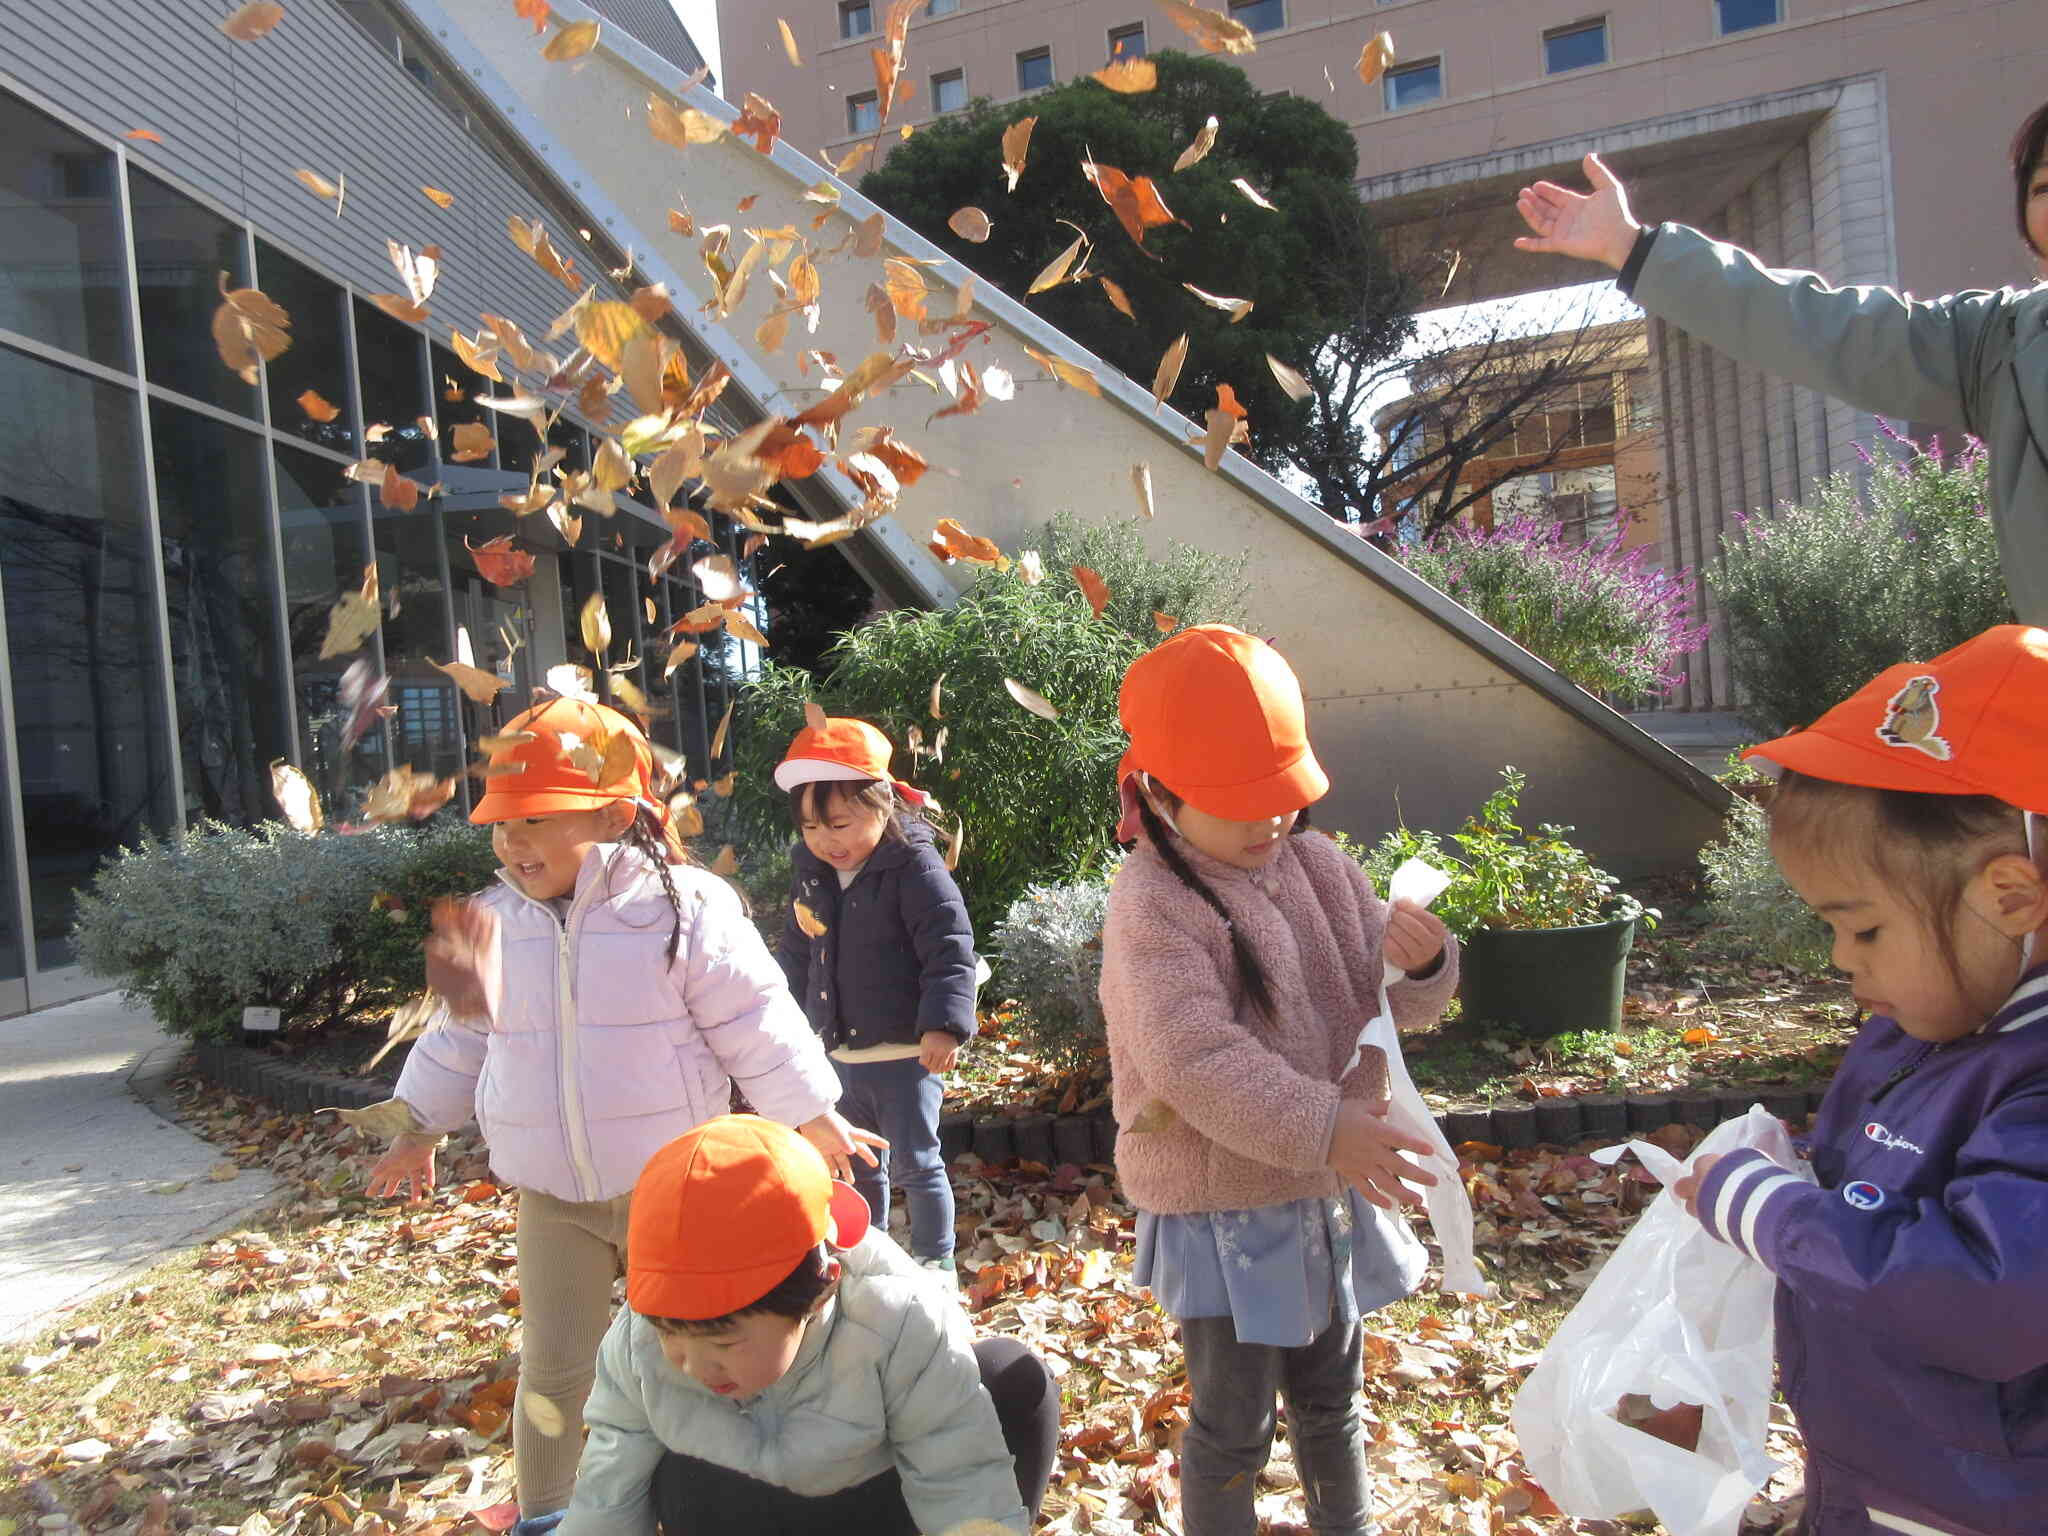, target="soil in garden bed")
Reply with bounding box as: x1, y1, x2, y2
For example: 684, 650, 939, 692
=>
236, 1019, 414, 1088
